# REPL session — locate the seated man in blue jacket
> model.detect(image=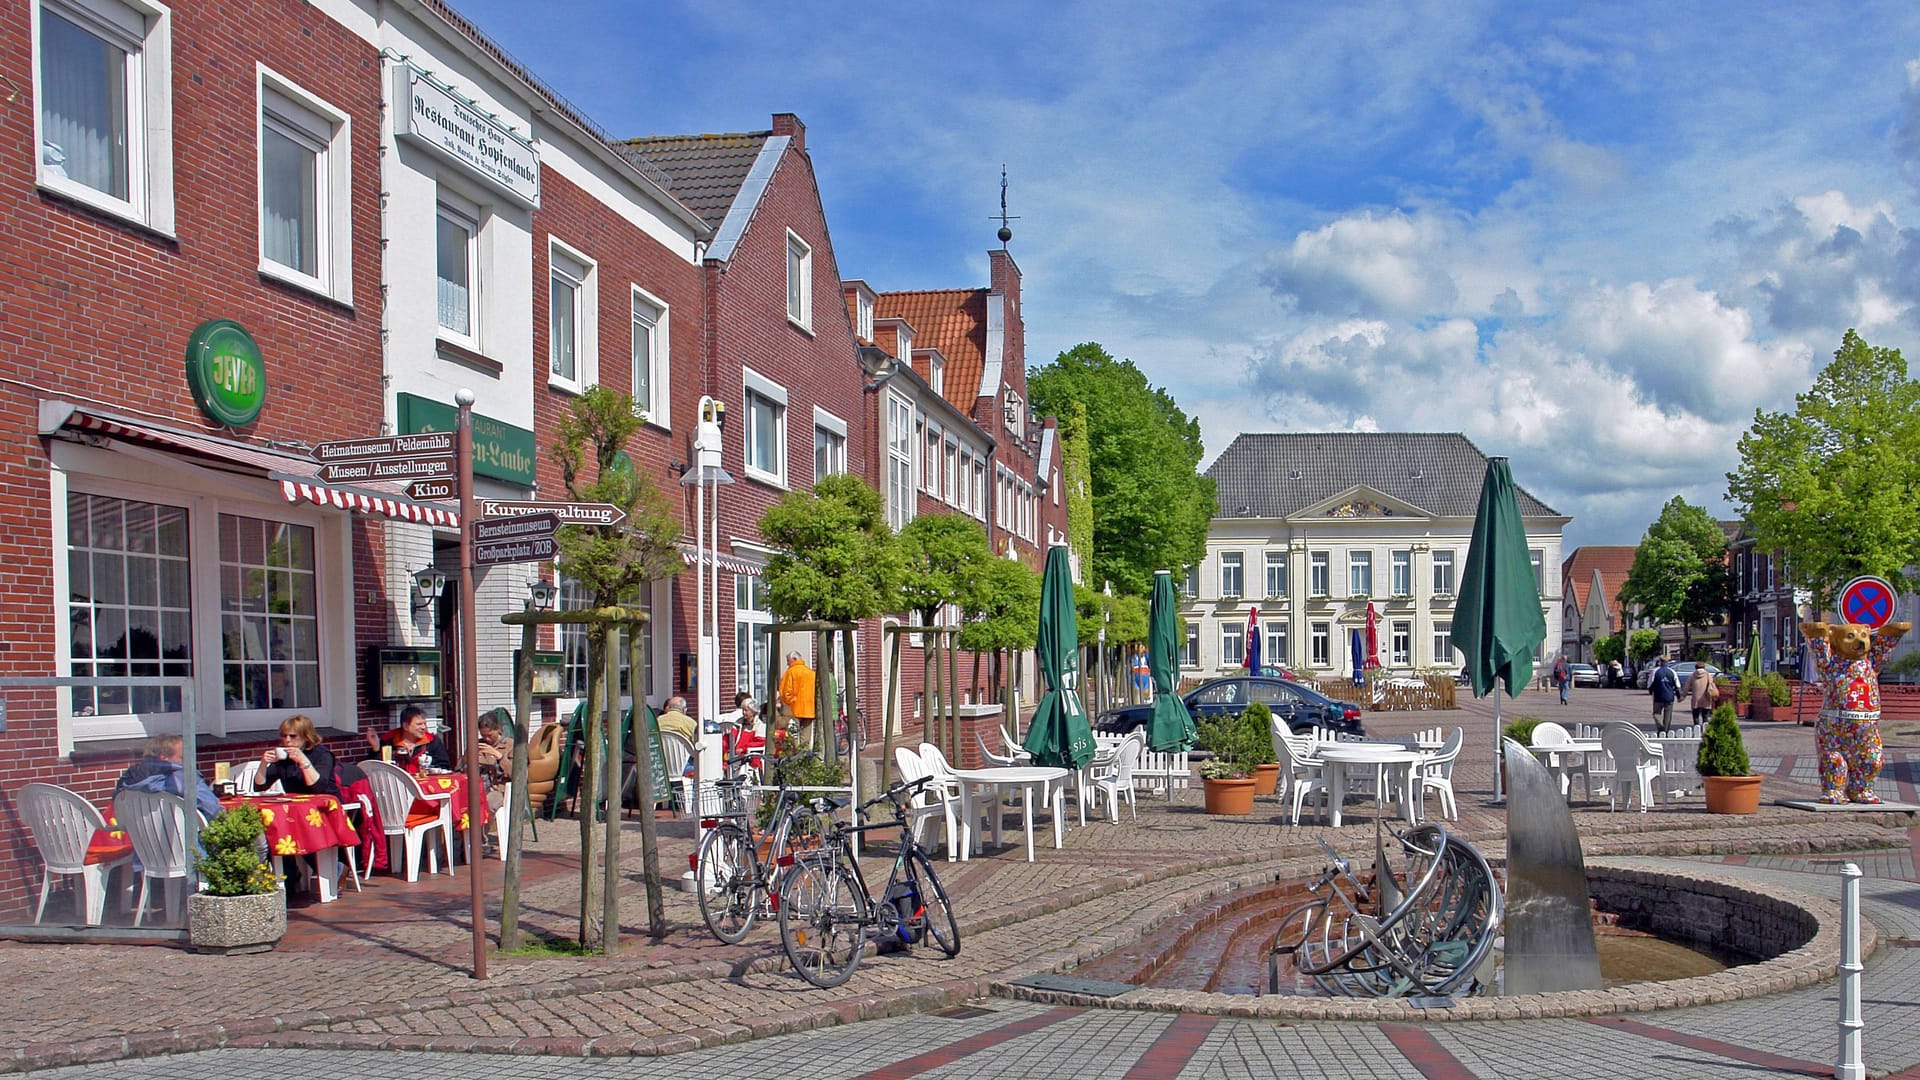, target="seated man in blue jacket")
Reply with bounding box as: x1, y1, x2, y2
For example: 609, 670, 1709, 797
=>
115, 733, 225, 824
